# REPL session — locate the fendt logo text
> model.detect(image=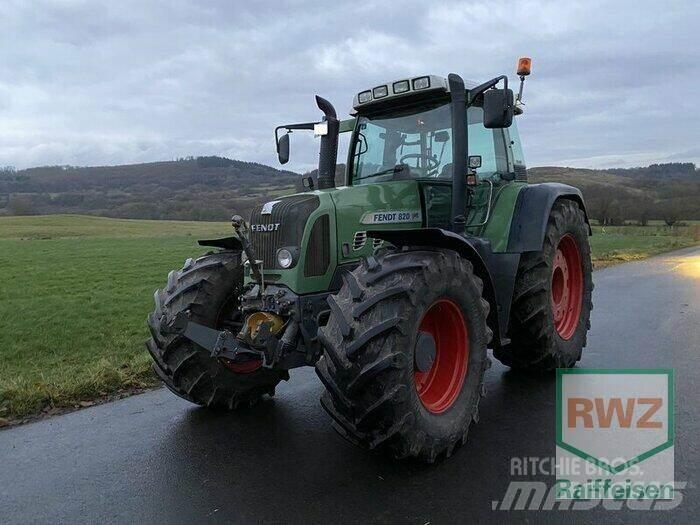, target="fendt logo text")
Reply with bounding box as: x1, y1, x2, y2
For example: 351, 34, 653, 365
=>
250, 223, 281, 232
